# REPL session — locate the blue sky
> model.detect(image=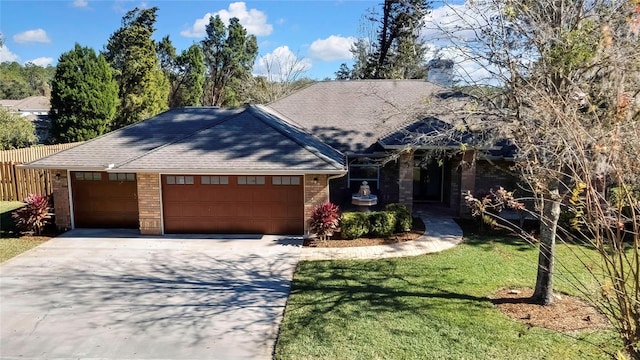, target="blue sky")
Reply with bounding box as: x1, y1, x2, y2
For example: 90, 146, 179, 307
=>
0, 0, 380, 80
1, 0, 484, 82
